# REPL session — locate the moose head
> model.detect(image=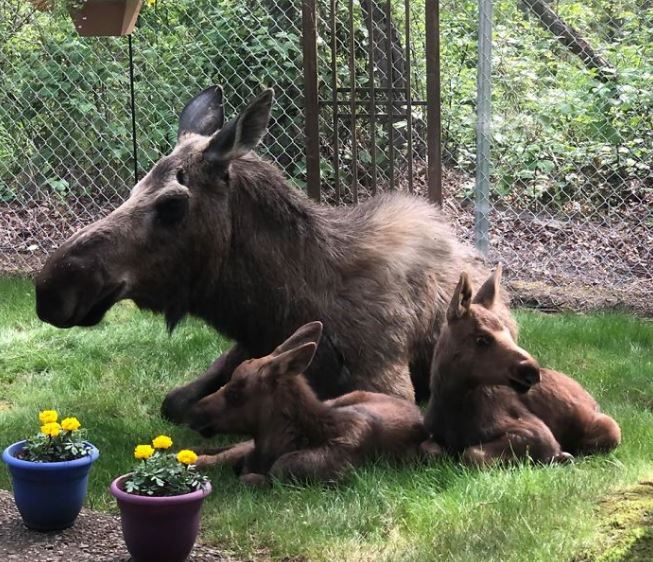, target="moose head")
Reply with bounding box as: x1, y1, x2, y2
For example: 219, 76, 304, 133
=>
35, 87, 274, 330
187, 321, 323, 437
435, 266, 541, 393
